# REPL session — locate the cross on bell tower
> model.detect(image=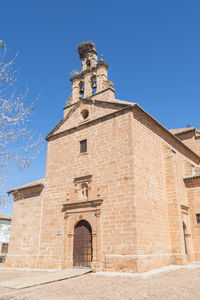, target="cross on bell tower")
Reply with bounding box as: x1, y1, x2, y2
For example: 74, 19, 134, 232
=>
68, 41, 115, 105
